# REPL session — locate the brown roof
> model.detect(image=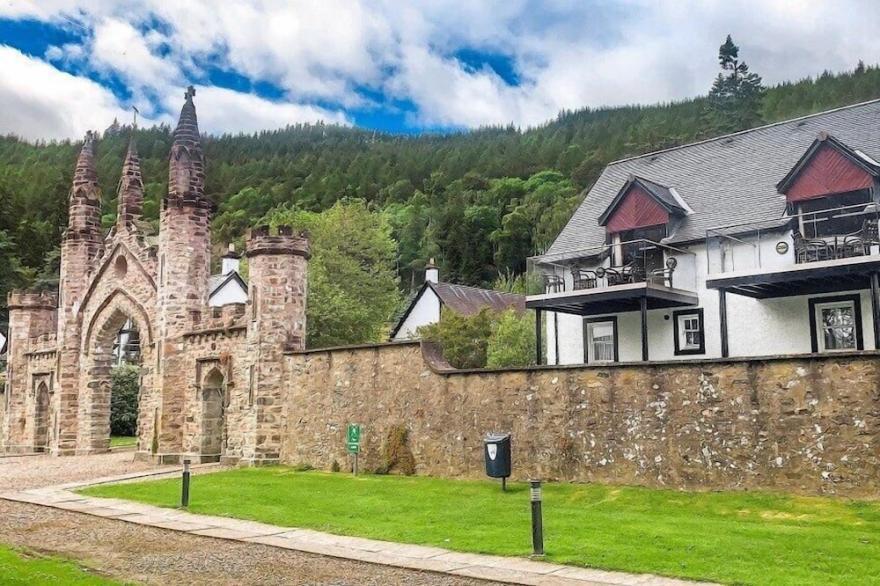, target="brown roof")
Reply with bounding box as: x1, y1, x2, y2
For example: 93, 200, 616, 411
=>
429, 282, 525, 315
390, 281, 525, 339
